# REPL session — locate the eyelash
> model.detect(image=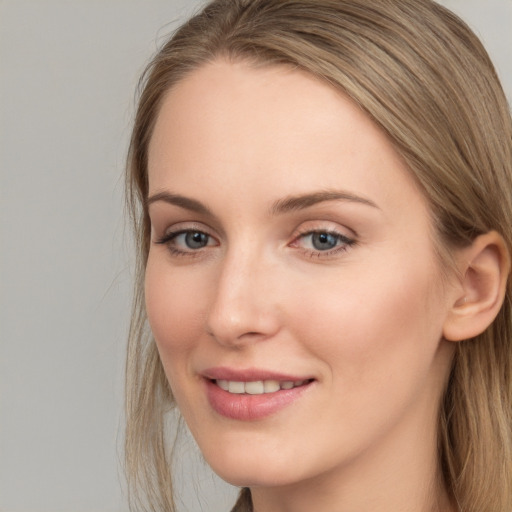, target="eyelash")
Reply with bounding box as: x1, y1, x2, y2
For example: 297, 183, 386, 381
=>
154, 228, 356, 259
155, 229, 217, 258
290, 229, 356, 258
